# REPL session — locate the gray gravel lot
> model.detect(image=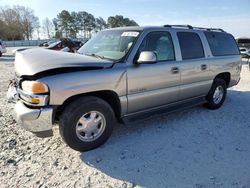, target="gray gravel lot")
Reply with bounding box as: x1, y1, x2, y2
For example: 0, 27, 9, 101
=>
0, 53, 250, 188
